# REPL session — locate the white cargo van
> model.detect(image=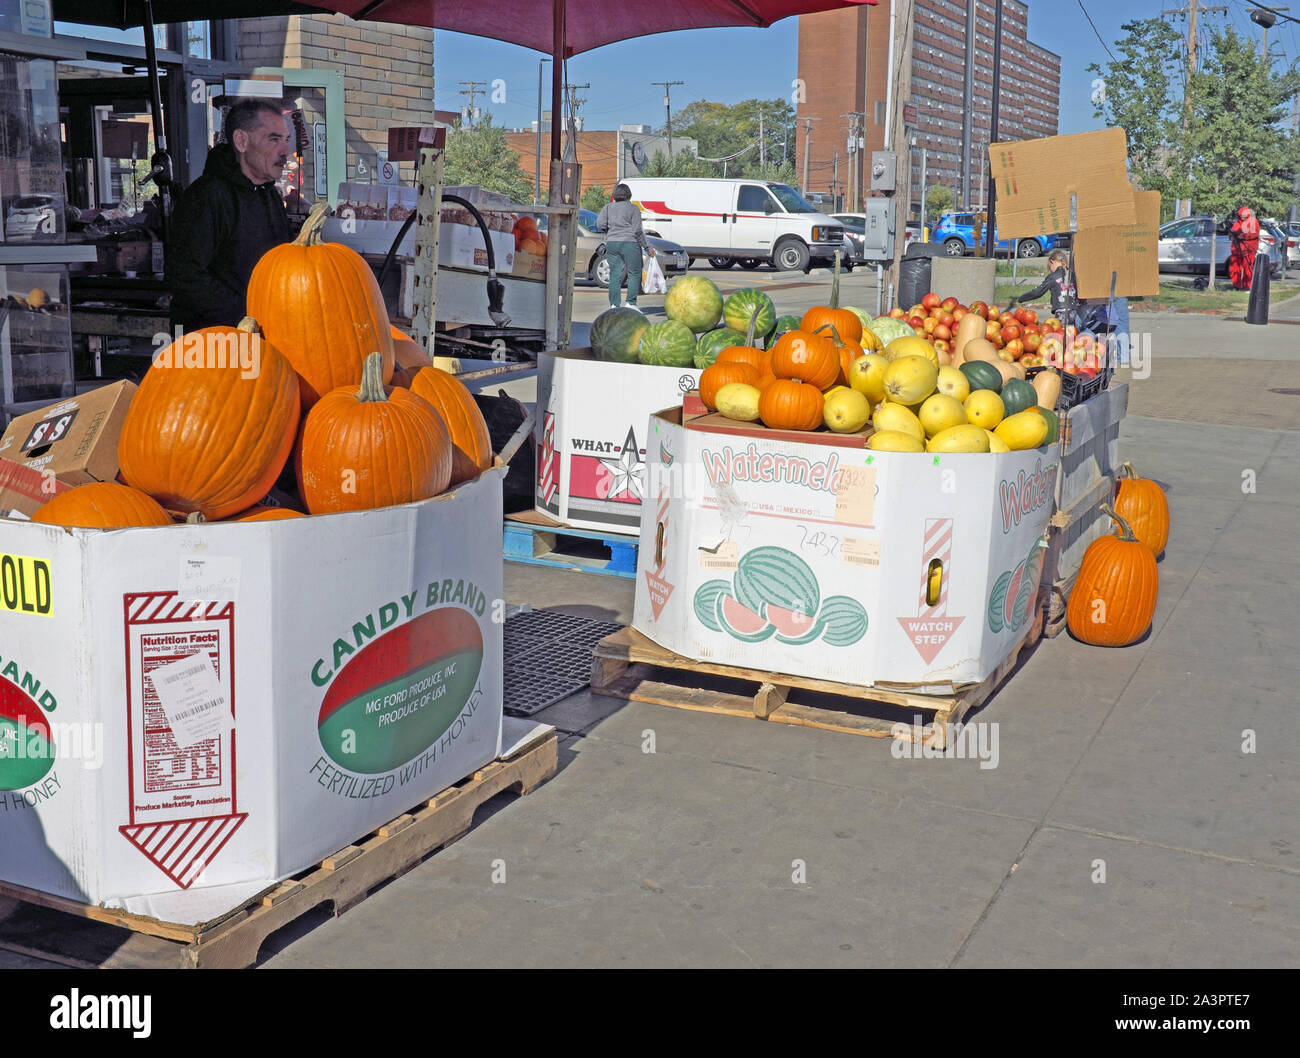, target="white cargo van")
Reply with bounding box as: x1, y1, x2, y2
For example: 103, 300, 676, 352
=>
620, 178, 847, 272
